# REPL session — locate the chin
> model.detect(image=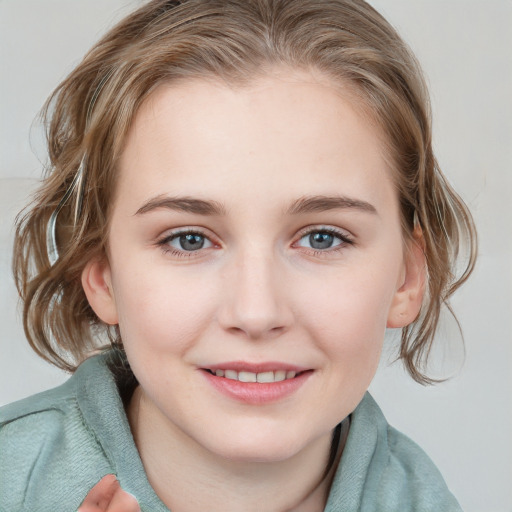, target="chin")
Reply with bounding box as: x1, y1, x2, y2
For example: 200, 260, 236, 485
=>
201, 426, 317, 464
218, 445, 299, 464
